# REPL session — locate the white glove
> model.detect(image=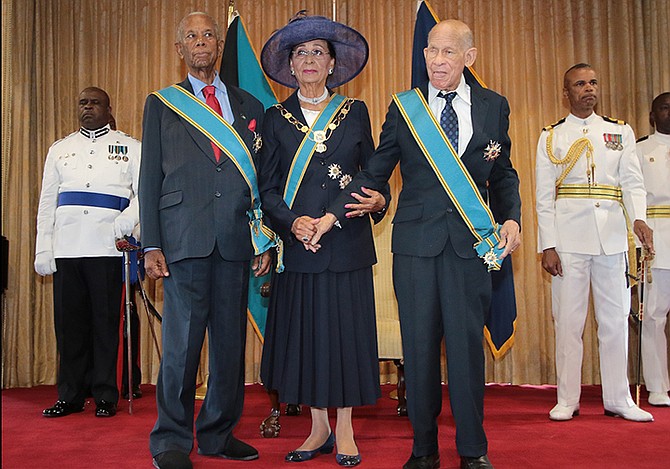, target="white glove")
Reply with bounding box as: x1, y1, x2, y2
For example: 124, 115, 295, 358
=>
113, 215, 136, 239
35, 251, 57, 276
